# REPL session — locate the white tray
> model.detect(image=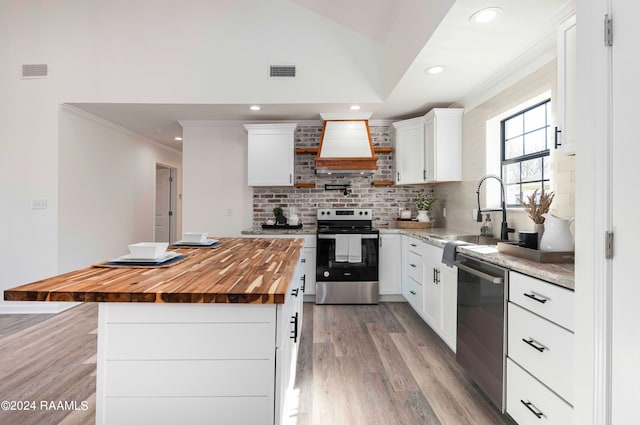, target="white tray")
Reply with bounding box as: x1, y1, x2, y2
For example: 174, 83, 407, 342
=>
172, 239, 219, 246
110, 251, 180, 263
